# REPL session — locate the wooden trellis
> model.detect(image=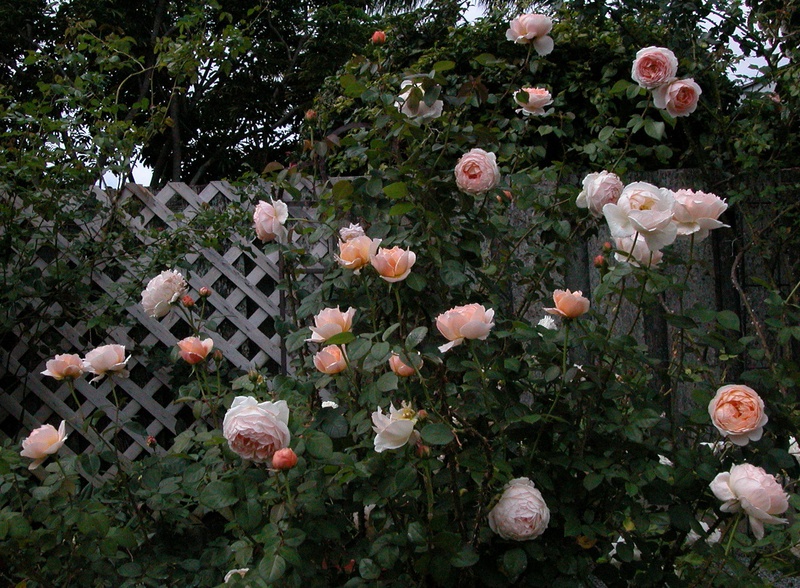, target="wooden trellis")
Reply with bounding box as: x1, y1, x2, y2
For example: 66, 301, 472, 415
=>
0, 180, 329, 476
